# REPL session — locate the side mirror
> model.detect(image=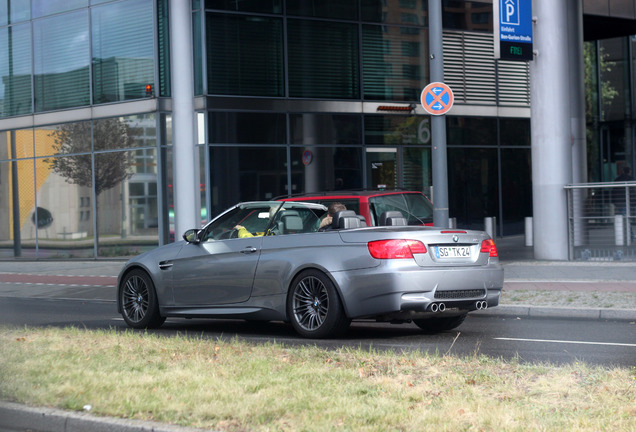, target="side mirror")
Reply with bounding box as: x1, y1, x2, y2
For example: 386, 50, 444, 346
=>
183, 229, 201, 244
